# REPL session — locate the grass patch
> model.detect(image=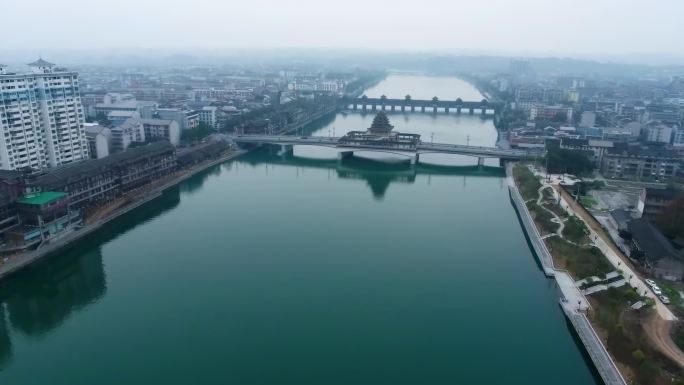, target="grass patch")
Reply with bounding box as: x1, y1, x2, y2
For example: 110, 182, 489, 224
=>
580, 195, 597, 208
545, 236, 613, 278
563, 215, 590, 244
544, 201, 567, 218
589, 287, 673, 385
656, 280, 683, 307
513, 164, 541, 201
527, 201, 558, 235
